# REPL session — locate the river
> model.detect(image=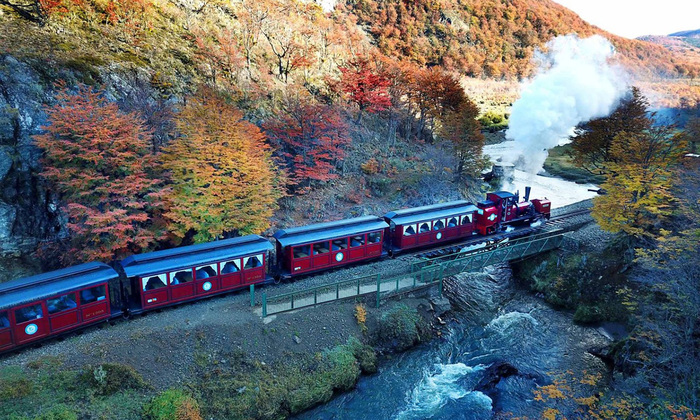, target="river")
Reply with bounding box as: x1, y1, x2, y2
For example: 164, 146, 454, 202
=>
296, 267, 609, 420
296, 148, 607, 419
